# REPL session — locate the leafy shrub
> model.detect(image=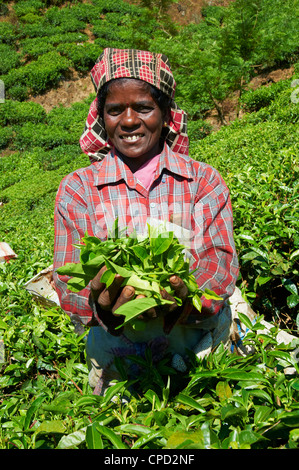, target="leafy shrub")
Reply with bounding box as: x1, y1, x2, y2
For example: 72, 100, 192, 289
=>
57, 42, 100, 72
241, 80, 290, 112
20, 32, 88, 59
19, 22, 66, 39
91, 0, 136, 14
0, 22, 16, 44
0, 45, 21, 75
13, 0, 44, 17
244, 84, 299, 125
3, 51, 71, 96
0, 127, 14, 149
187, 119, 213, 146
34, 144, 84, 171
19, 37, 55, 59
5, 85, 29, 102
0, 145, 86, 191
67, 2, 102, 23
201, 5, 225, 23
43, 5, 86, 31
192, 116, 299, 322
0, 1, 9, 16
0, 100, 46, 126
46, 100, 91, 130
0, 302, 298, 449
13, 123, 77, 150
